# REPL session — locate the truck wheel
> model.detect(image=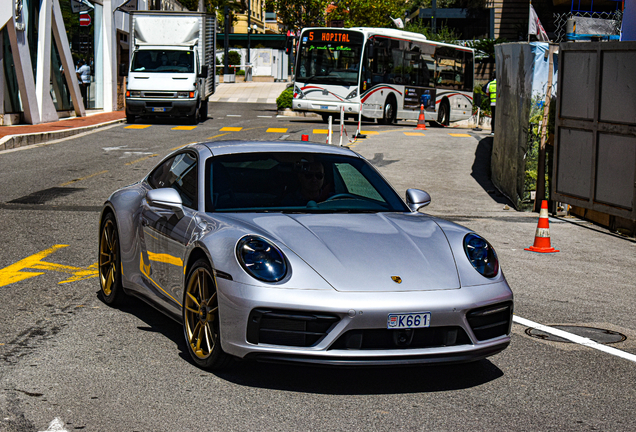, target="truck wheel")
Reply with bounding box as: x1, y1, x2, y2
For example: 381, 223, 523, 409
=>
126, 112, 135, 124
199, 100, 208, 121
189, 102, 200, 125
